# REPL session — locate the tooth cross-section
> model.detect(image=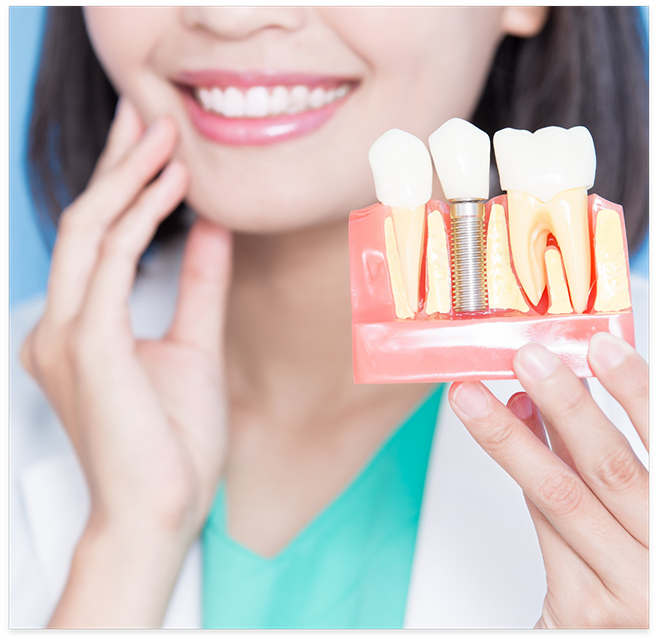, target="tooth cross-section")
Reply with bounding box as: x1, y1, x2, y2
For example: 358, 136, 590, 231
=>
506, 187, 591, 313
